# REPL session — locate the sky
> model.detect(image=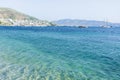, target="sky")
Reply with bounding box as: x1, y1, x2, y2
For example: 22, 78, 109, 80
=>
0, 0, 120, 23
